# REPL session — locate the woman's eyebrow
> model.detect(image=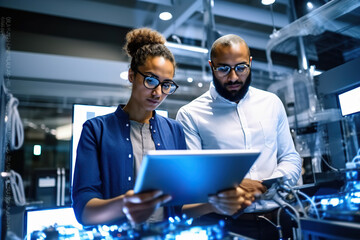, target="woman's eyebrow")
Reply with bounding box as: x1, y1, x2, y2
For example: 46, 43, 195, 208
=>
144, 72, 173, 81
143, 71, 159, 78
